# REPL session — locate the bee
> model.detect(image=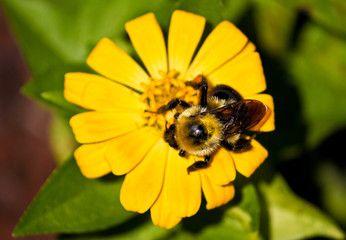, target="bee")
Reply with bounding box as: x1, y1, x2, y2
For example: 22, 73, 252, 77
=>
155, 75, 267, 173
